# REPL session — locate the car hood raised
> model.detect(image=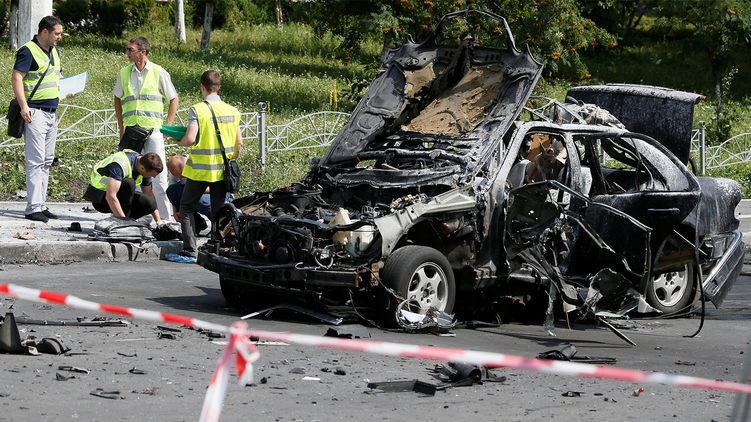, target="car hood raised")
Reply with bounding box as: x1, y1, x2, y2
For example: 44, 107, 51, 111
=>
318, 11, 543, 184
